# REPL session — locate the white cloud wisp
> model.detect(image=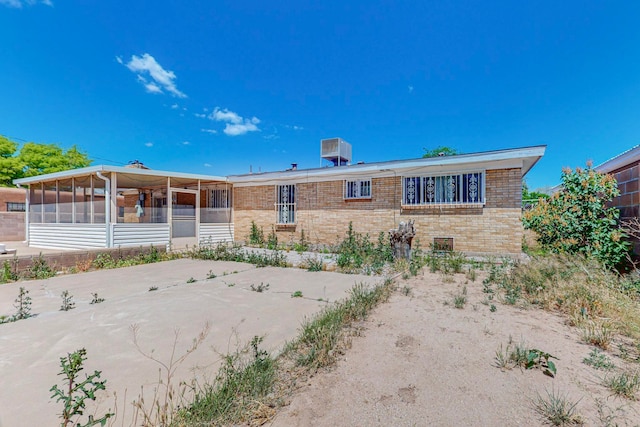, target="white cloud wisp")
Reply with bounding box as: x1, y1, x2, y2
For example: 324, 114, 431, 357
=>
1, 0, 52, 8
209, 107, 260, 136
118, 53, 186, 98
